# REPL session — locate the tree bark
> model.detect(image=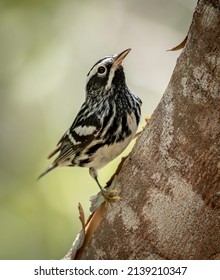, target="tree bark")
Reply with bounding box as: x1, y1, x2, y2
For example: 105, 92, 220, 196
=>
65, 0, 220, 260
